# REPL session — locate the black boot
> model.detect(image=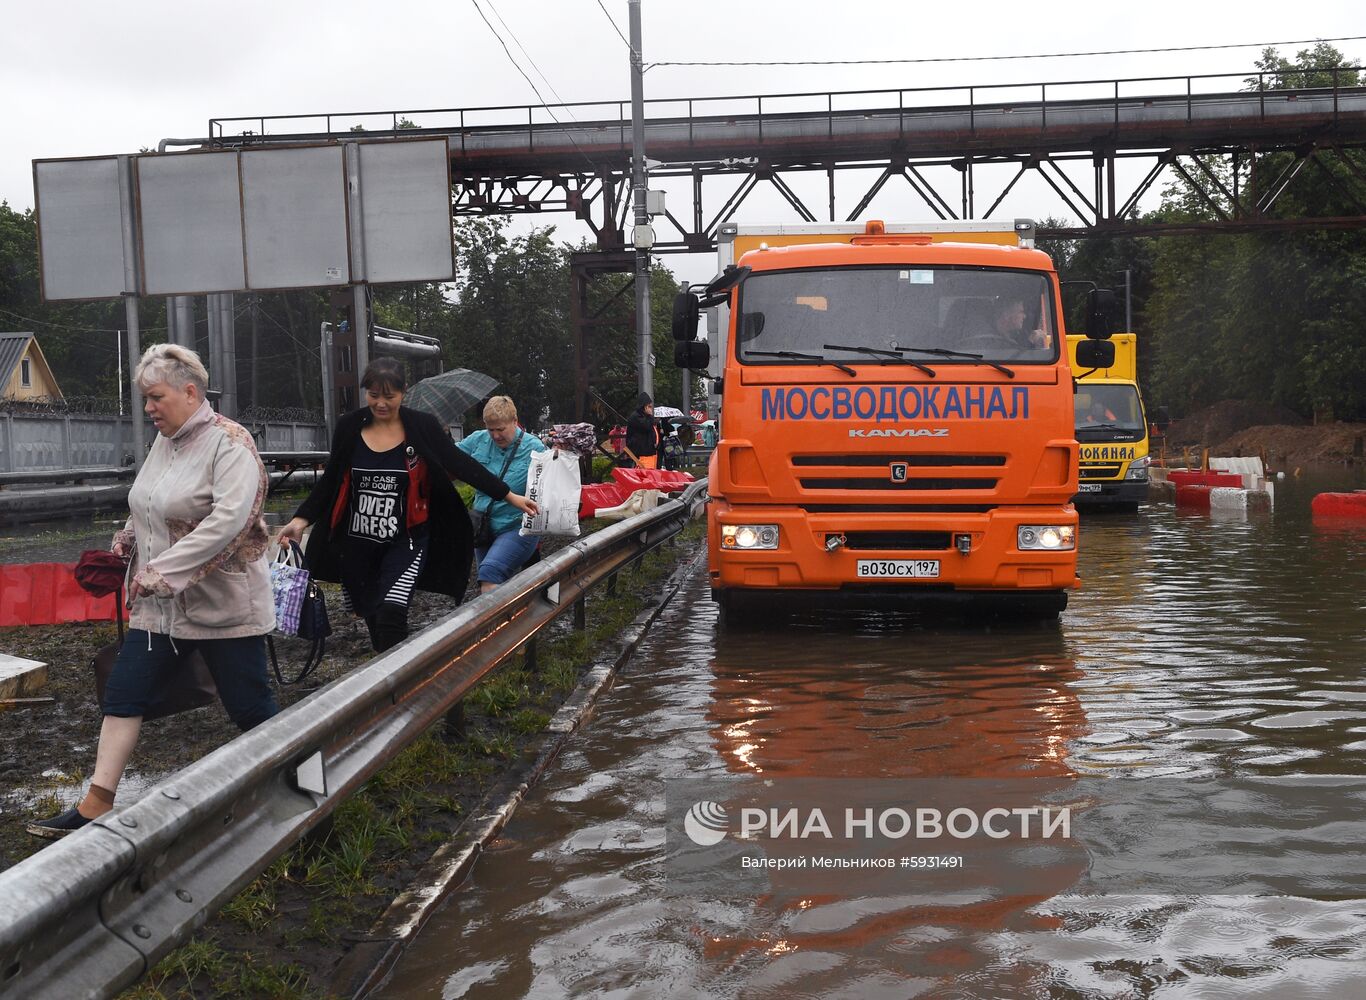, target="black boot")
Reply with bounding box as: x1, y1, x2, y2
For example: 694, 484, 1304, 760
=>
367, 604, 410, 653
